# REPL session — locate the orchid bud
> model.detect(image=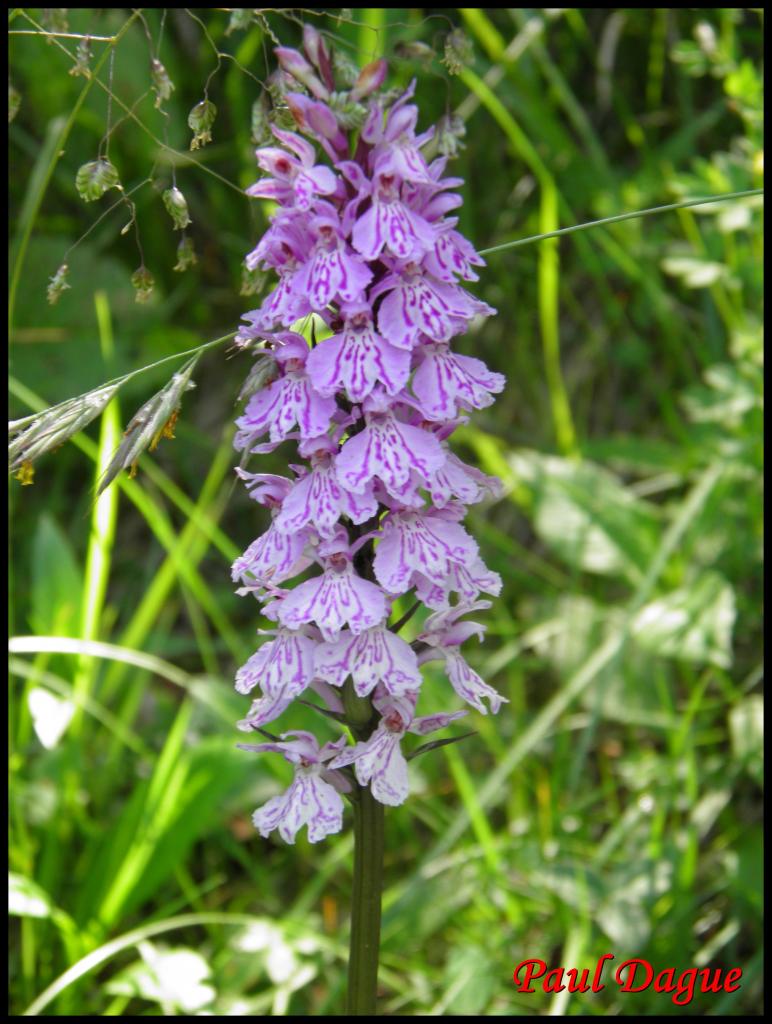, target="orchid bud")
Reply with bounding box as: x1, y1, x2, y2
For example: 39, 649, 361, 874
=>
302, 24, 334, 91
300, 25, 323, 69
350, 58, 388, 101
275, 46, 331, 101
286, 92, 347, 150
